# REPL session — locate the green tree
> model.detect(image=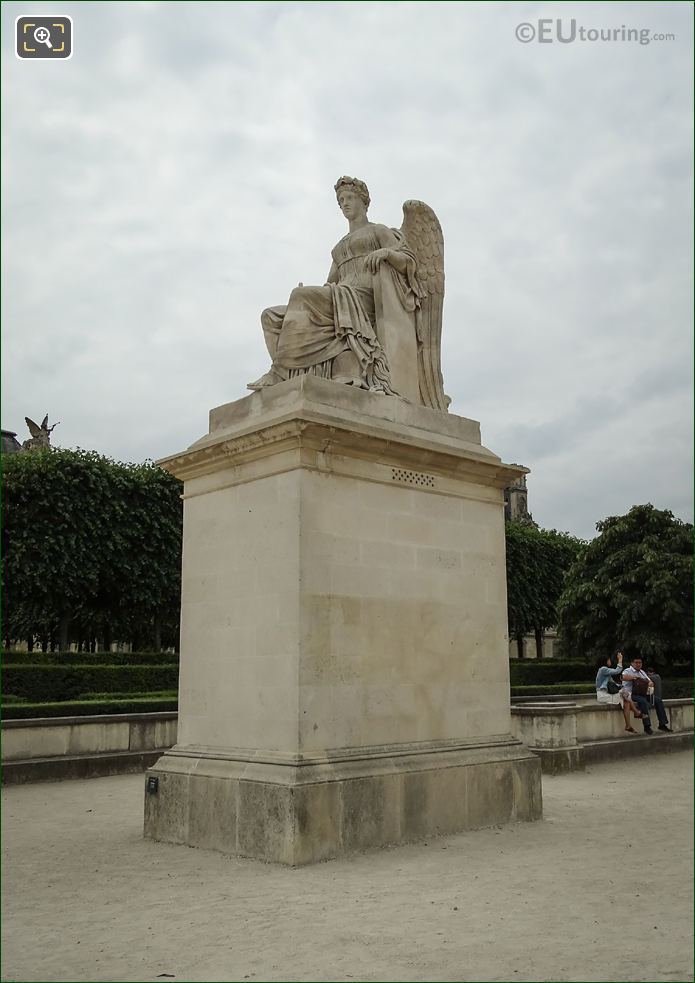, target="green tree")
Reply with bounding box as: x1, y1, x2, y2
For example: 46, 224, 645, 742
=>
557, 504, 693, 666
505, 522, 585, 657
2, 449, 182, 651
